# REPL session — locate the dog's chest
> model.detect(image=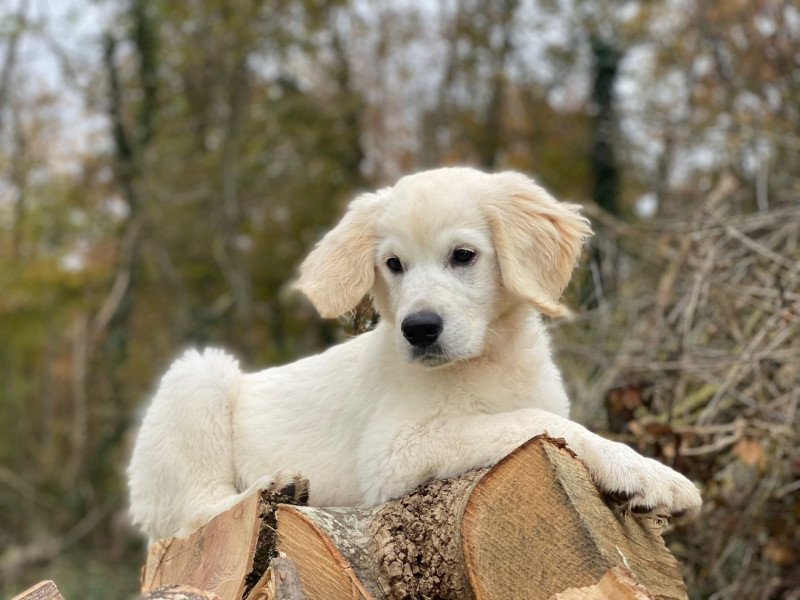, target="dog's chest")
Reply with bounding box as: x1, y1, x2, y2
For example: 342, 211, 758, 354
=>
434, 361, 536, 415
